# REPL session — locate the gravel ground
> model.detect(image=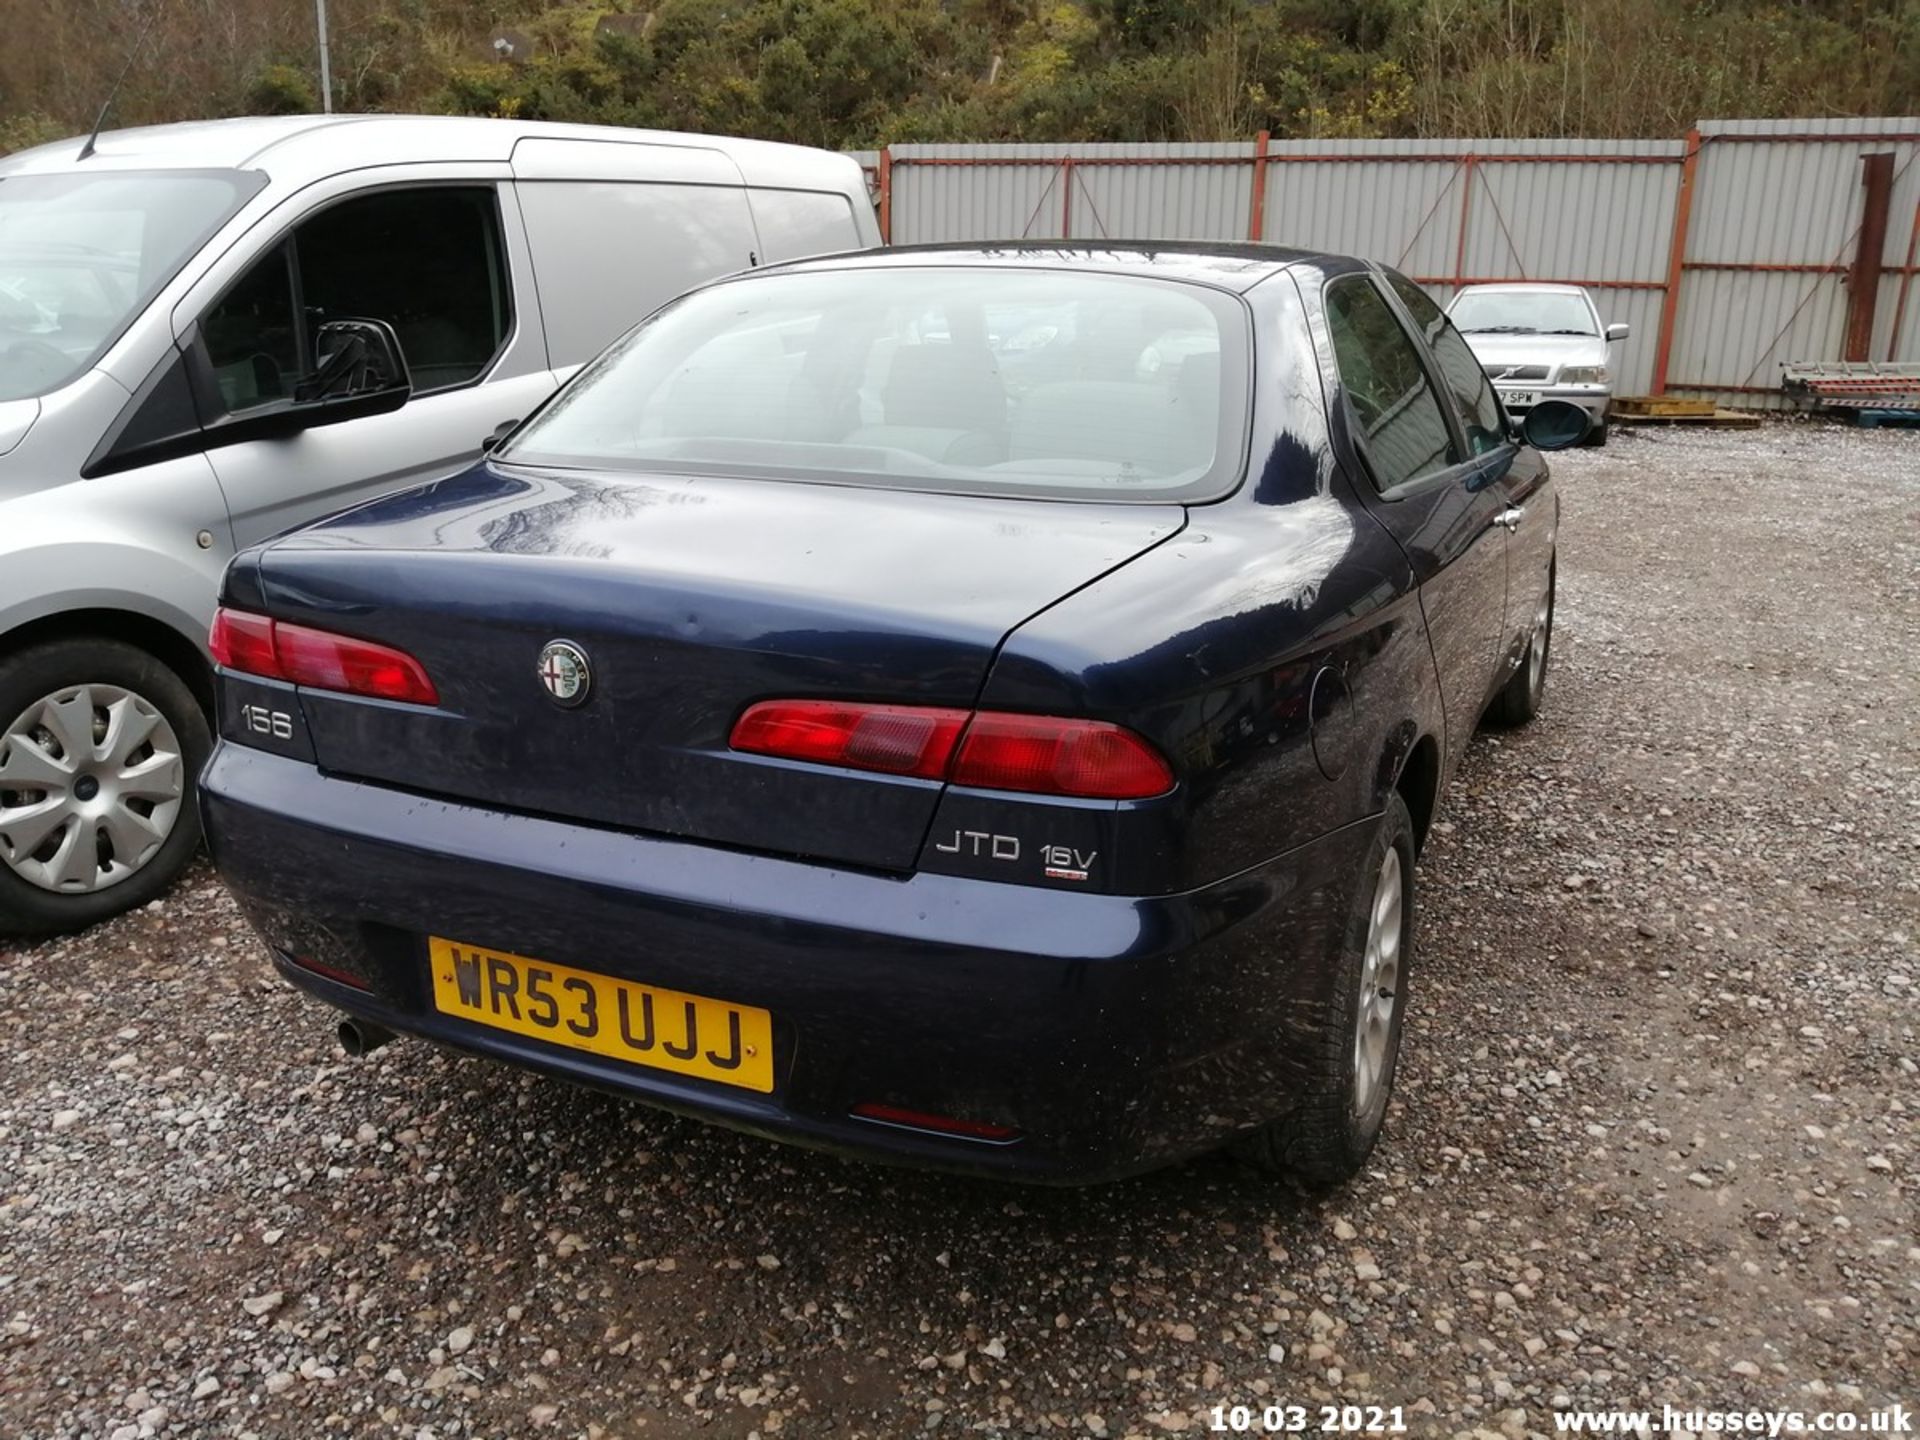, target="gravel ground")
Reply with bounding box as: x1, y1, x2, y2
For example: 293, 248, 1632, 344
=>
2, 421, 1916, 1440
